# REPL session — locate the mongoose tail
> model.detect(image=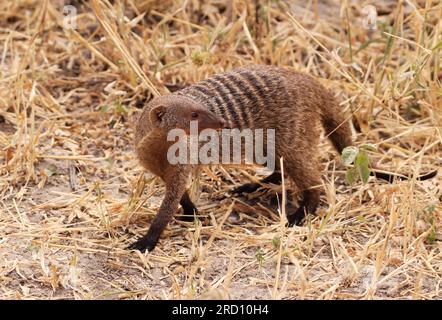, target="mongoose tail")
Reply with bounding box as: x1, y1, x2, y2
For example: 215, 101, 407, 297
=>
319, 90, 438, 184
371, 169, 438, 183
